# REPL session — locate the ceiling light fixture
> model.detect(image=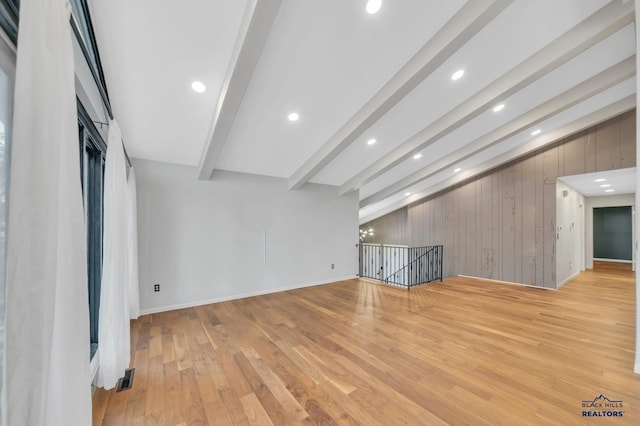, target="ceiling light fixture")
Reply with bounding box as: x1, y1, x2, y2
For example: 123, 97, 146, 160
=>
404, 192, 411, 196
451, 69, 465, 81
600, 184, 611, 188
594, 178, 606, 182
191, 81, 206, 93
413, 153, 422, 160
605, 189, 615, 193
366, 0, 382, 14
492, 104, 505, 112
531, 129, 542, 136
454, 168, 462, 173
288, 112, 299, 122
367, 138, 377, 145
